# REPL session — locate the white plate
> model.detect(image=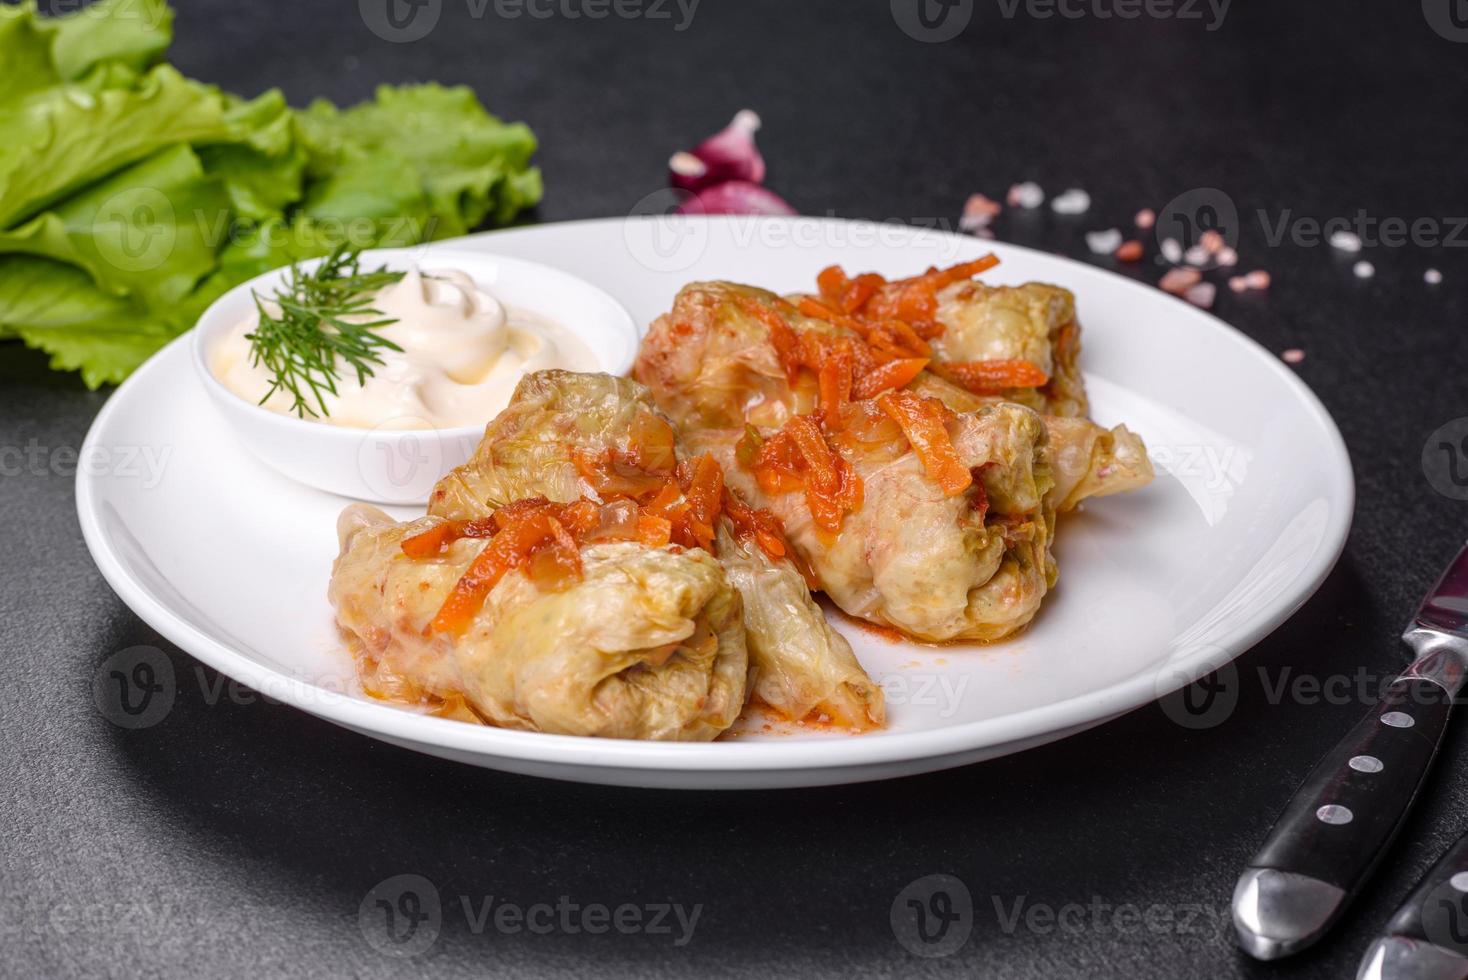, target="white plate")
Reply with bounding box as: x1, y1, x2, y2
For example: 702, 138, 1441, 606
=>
76, 216, 1354, 789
